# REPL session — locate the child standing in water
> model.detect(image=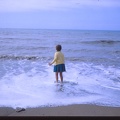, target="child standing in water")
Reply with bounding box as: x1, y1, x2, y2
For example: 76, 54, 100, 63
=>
49, 45, 66, 83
